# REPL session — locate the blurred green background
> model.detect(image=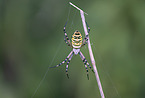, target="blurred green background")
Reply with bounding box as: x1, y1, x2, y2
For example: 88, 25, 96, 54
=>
0, 0, 145, 98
